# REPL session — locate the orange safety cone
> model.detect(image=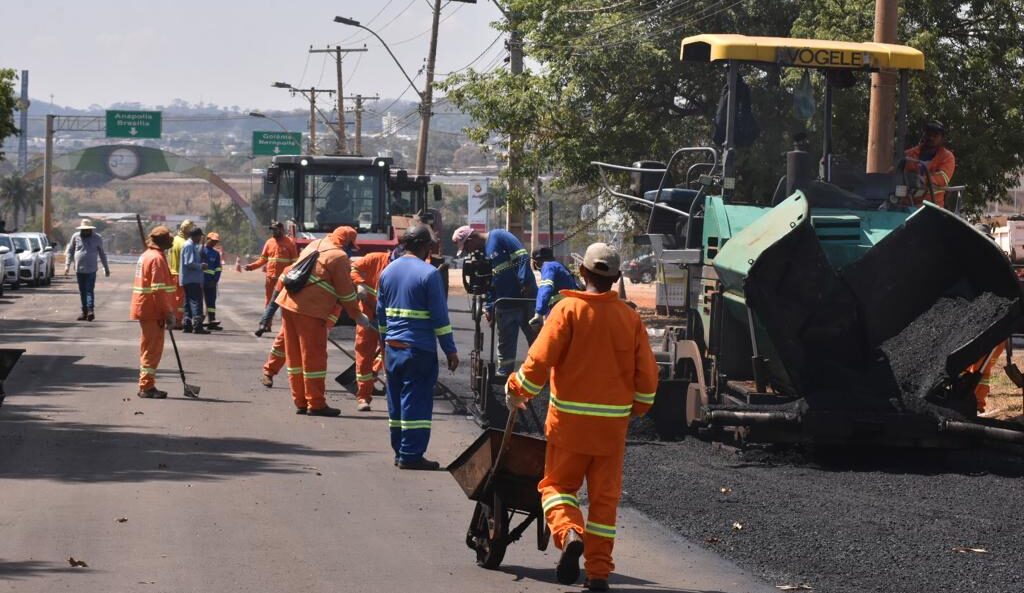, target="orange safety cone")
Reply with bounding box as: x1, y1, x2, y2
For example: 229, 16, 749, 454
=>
235, 256, 242, 272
